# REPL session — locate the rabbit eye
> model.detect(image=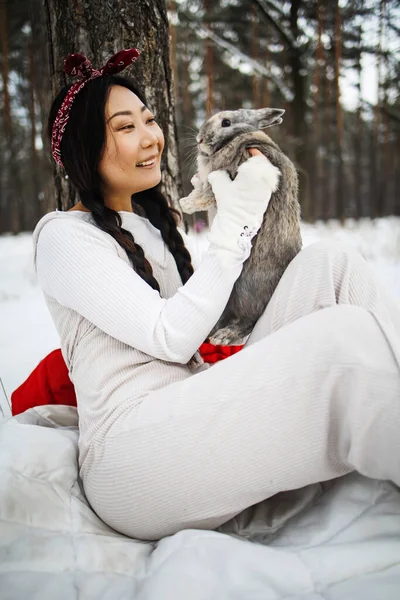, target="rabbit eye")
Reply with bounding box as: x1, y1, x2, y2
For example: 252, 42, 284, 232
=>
221, 119, 231, 127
